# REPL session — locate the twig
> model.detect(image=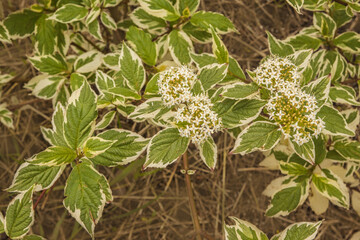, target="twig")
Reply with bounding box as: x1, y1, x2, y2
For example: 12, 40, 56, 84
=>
77, 31, 102, 52
71, 42, 87, 52
333, 0, 348, 6
182, 151, 202, 240
221, 134, 227, 233
33, 189, 47, 210
7, 98, 44, 111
